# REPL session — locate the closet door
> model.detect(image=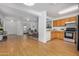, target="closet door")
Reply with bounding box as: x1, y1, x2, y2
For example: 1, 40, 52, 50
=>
5, 20, 17, 35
